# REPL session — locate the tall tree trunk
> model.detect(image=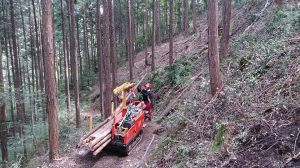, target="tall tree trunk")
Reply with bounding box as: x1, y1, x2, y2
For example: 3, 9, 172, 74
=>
220, 0, 232, 59
208, 0, 222, 96
131, 0, 135, 62
118, 0, 122, 44
108, 0, 117, 107
10, 0, 26, 157
83, 10, 90, 87
169, 0, 174, 67
61, 0, 71, 111
76, 17, 83, 91
96, 0, 104, 114
3, 6, 16, 137
0, 40, 9, 164
103, 0, 112, 118
144, 0, 149, 66
29, 2, 38, 121
41, 0, 60, 162
152, 0, 156, 72
32, 0, 44, 122
68, 0, 81, 128
127, 0, 133, 80
20, 0, 33, 124
192, 0, 197, 32
157, 0, 161, 45
184, 0, 189, 35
